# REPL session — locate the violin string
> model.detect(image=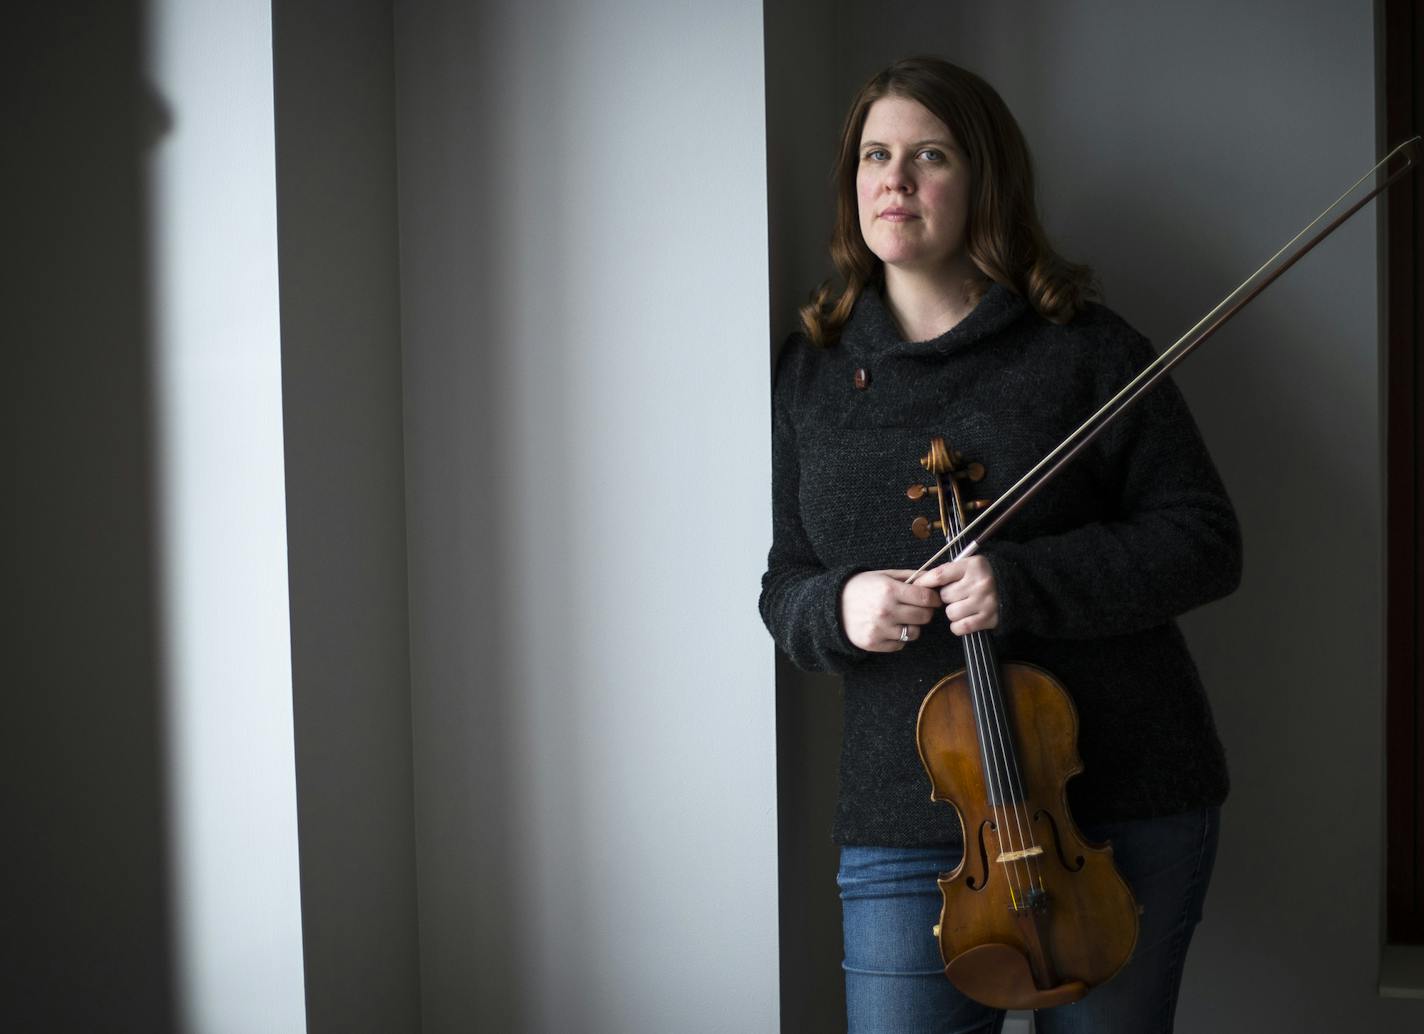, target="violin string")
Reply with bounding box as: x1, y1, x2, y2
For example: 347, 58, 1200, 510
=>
974, 635, 1026, 903
966, 625, 1039, 897
967, 629, 1027, 895
954, 598, 1021, 900
965, 630, 1026, 907
942, 468, 1042, 899
946, 512, 1020, 902
979, 640, 1044, 896
942, 497, 1019, 903
946, 500, 1032, 902
903, 135, 1422, 585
